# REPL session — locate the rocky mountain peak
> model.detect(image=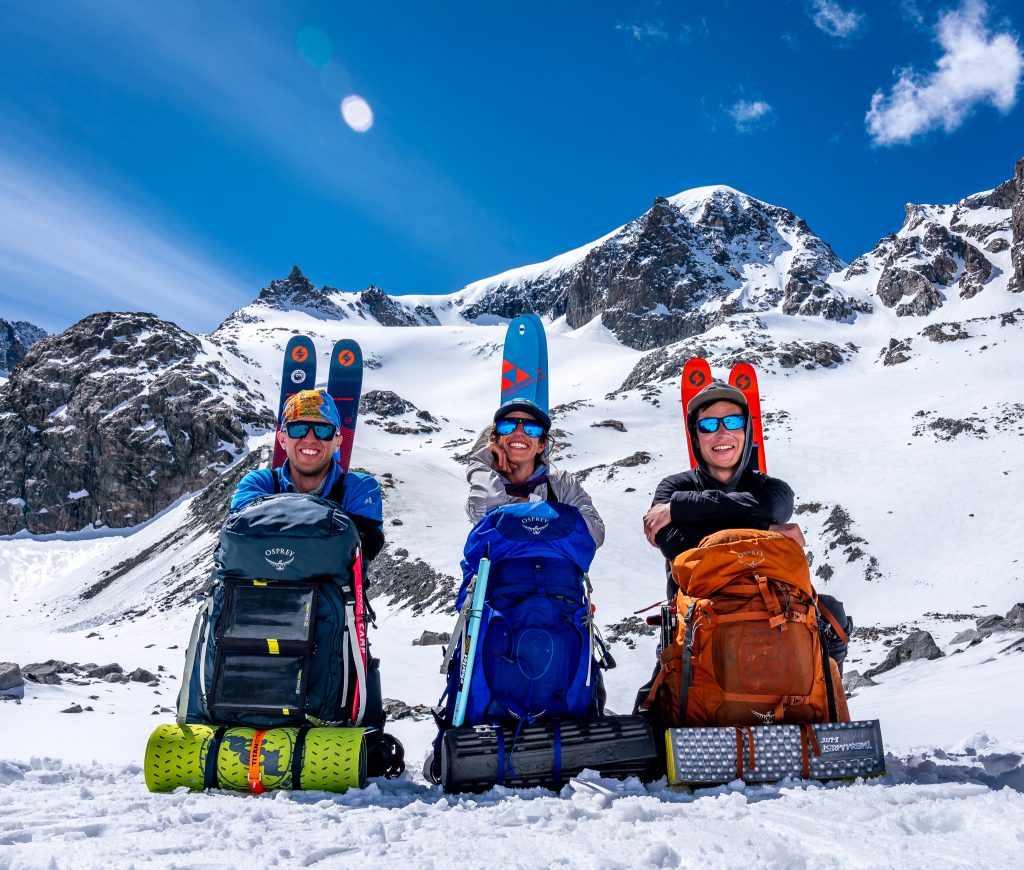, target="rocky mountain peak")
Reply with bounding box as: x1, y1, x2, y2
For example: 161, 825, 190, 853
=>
459, 185, 852, 350
0, 311, 271, 535
0, 318, 48, 374
257, 266, 322, 309
359, 286, 439, 327
850, 173, 1018, 317
218, 270, 440, 337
